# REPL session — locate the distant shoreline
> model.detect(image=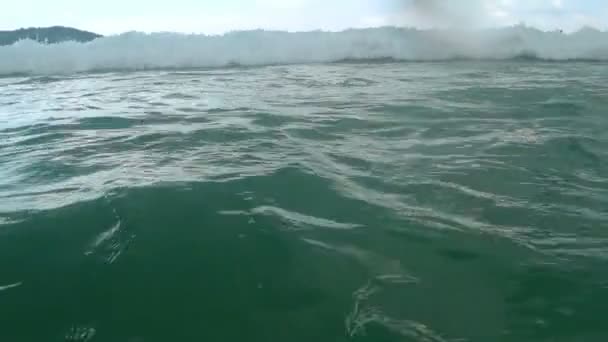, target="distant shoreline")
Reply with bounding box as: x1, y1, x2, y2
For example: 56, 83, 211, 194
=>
0, 26, 102, 46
